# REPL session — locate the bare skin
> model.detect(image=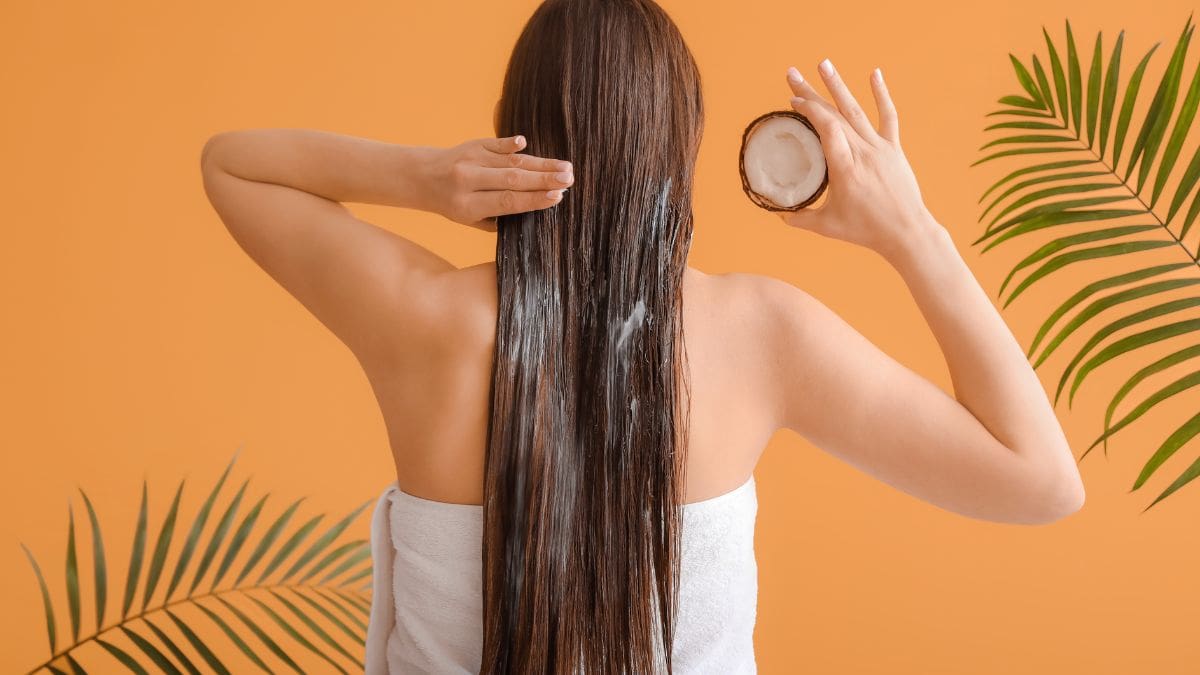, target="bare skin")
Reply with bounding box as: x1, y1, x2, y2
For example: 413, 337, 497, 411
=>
200, 59, 1085, 525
